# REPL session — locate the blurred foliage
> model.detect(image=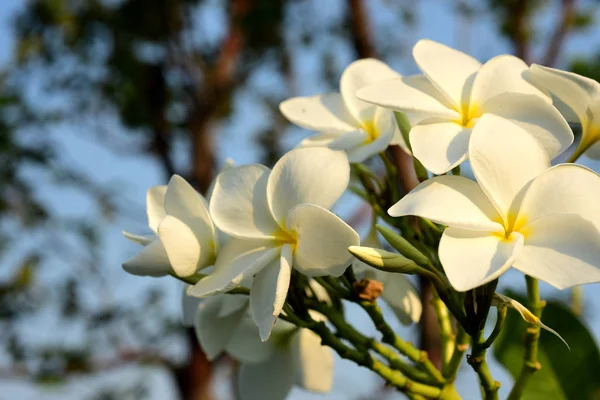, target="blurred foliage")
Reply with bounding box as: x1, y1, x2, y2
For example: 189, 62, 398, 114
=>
494, 292, 600, 400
